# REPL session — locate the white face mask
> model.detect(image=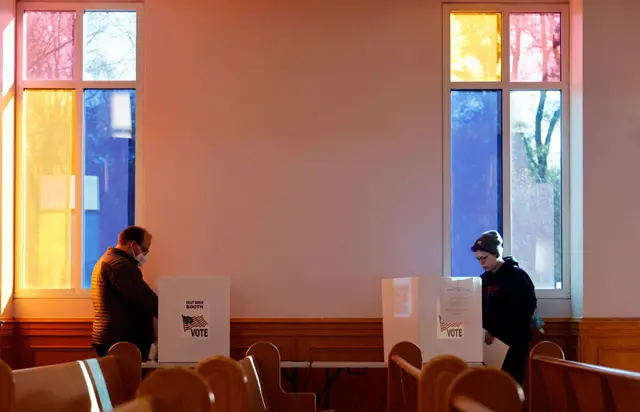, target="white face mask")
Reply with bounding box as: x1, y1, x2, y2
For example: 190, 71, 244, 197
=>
136, 253, 148, 266
131, 243, 148, 266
